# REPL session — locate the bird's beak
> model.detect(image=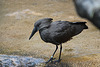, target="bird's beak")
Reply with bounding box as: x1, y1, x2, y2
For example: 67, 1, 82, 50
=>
29, 27, 38, 40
